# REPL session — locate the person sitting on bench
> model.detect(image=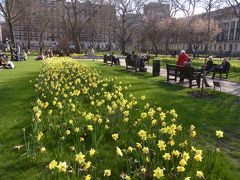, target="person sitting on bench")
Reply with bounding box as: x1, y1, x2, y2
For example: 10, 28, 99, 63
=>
111, 52, 120, 65
204, 56, 214, 72
139, 51, 147, 72
211, 58, 230, 79
184, 58, 211, 87
177, 50, 189, 82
